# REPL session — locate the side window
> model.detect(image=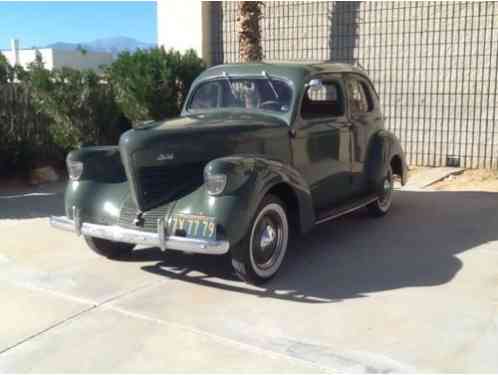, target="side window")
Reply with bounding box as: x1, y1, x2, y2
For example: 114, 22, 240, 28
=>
347, 78, 369, 114
301, 81, 344, 118
359, 81, 375, 112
